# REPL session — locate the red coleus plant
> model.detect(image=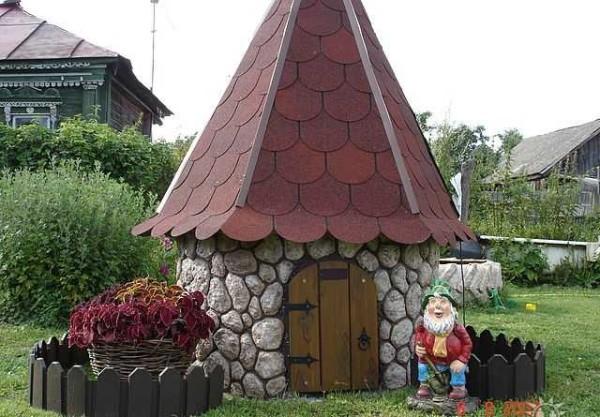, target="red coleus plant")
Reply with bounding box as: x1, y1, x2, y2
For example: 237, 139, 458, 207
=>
69, 280, 214, 353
